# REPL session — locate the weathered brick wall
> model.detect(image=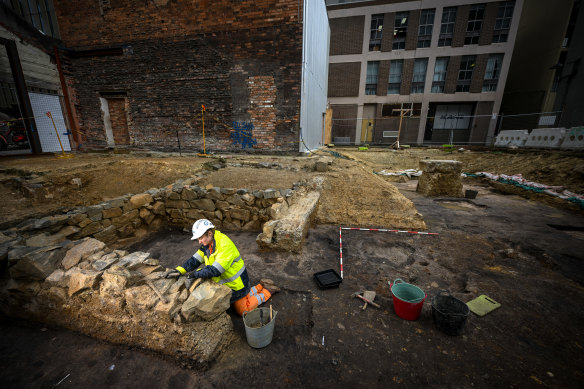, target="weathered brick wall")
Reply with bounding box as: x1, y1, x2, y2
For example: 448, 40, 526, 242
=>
106, 98, 130, 145
380, 13, 395, 52
328, 62, 361, 97
479, 2, 499, 46
54, 0, 303, 152
470, 54, 489, 93
444, 55, 462, 94
401, 58, 414, 95
452, 5, 470, 48
329, 16, 365, 55
54, 0, 303, 48
405, 10, 421, 51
